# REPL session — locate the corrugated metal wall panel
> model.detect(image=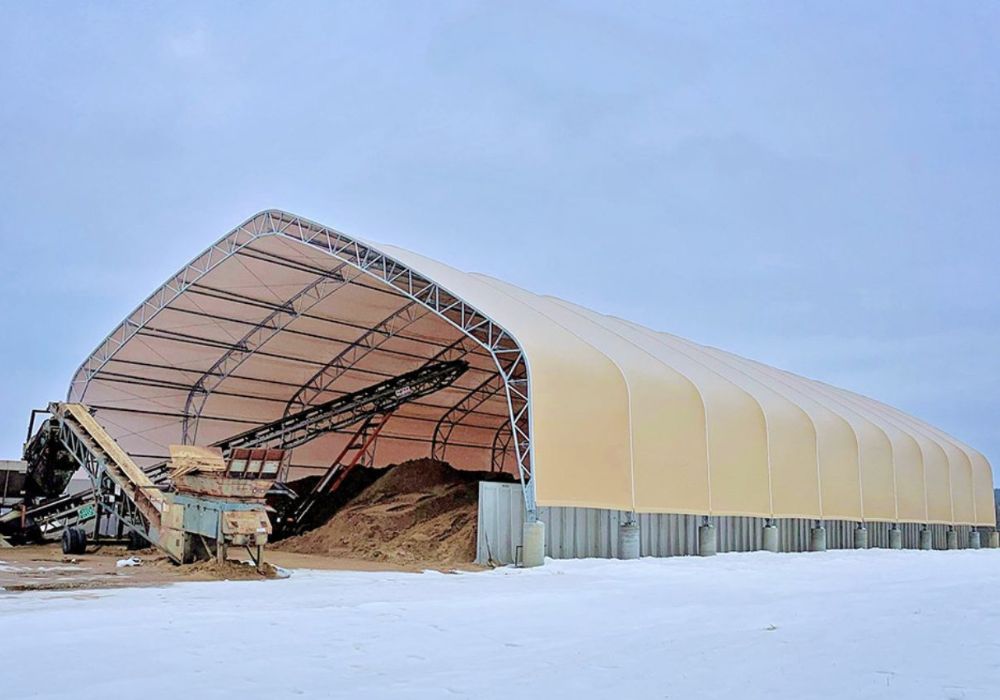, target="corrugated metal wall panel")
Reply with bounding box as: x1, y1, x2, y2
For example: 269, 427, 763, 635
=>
476, 482, 524, 565
477, 483, 990, 565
